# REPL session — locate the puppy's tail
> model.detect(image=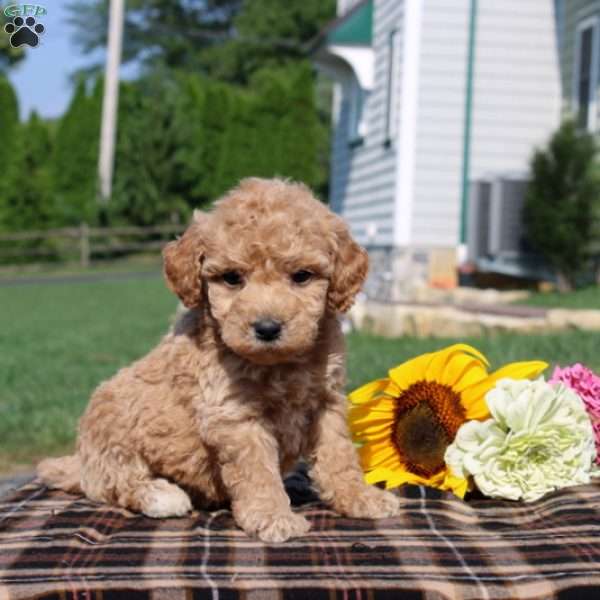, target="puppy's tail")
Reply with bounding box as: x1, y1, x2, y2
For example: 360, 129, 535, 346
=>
37, 454, 82, 494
